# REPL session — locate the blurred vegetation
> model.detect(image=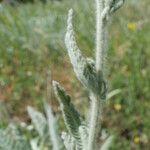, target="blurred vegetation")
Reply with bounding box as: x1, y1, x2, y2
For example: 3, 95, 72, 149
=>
0, 0, 150, 149
1, 0, 62, 5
